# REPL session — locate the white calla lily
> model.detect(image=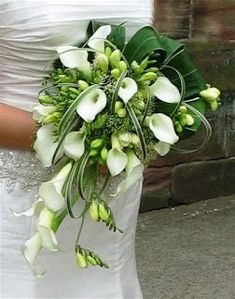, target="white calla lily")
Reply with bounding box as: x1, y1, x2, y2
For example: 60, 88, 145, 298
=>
149, 113, 179, 145
37, 207, 59, 251
32, 104, 57, 123
76, 88, 107, 122
114, 150, 144, 196
88, 25, 112, 52
126, 150, 142, 175
38, 163, 72, 212
107, 148, 128, 177
34, 124, 63, 167
63, 131, 86, 161
56, 46, 91, 73
118, 77, 138, 104
154, 141, 171, 156
150, 76, 181, 103
23, 232, 42, 274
